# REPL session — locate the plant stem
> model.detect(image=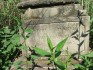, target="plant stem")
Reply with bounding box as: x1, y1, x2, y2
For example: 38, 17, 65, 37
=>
24, 39, 28, 70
